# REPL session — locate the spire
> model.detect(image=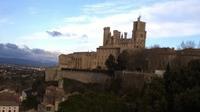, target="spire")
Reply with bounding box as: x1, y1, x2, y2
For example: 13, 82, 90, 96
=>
137, 15, 141, 21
